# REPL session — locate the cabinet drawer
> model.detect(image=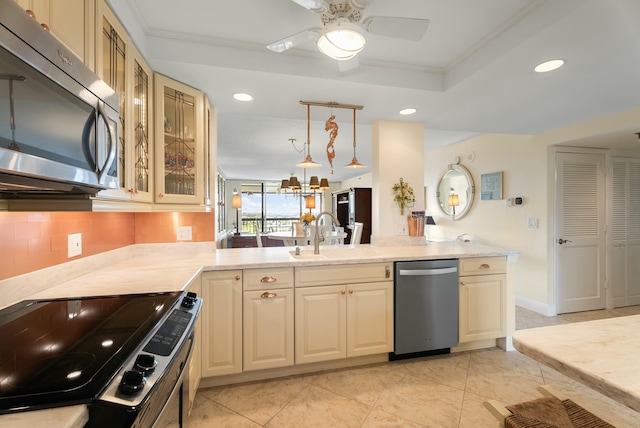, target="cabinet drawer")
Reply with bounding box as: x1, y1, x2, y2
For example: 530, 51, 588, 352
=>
243, 268, 294, 290
459, 257, 506, 276
295, 263, 392, 287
